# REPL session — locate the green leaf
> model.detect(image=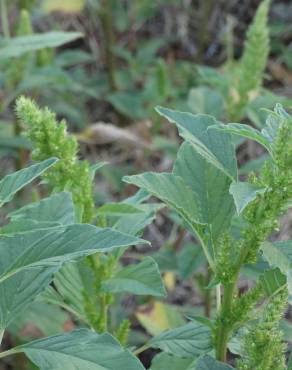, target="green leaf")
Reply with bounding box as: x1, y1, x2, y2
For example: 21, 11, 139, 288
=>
187, 86, 224, 118
178, 243, 205, 279
174, 142, 235, 241
1, 220, 60, 234
239, 154, 268, 175
123, 189, 151, 205
211, 104, 292, 158
8, 192, 76, 225
229, 181, 266, 214
8, 301, 69, 338
210, 123, 272, 155
0, 225, 146, 328
260, 241, 292, 303
0, 224, 146, 284
261, 241, 292, 275
98, 202, 163, 236
0, 158, 58, 207
259, 268, 287, 297
156, 107, 237, 180
97, 203, 145, 218
90, 161, 108, 179
102, 257, 166, 297
0, 265, 59, 328
0, 32, 83, 58
148, 322, 212, 358
52, 261, 89, 320
13, 329, 145, 370
151, 353, 196, 370
108, 92, 147, 120
123, 172, 204, 233
196, 355, 235, 369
